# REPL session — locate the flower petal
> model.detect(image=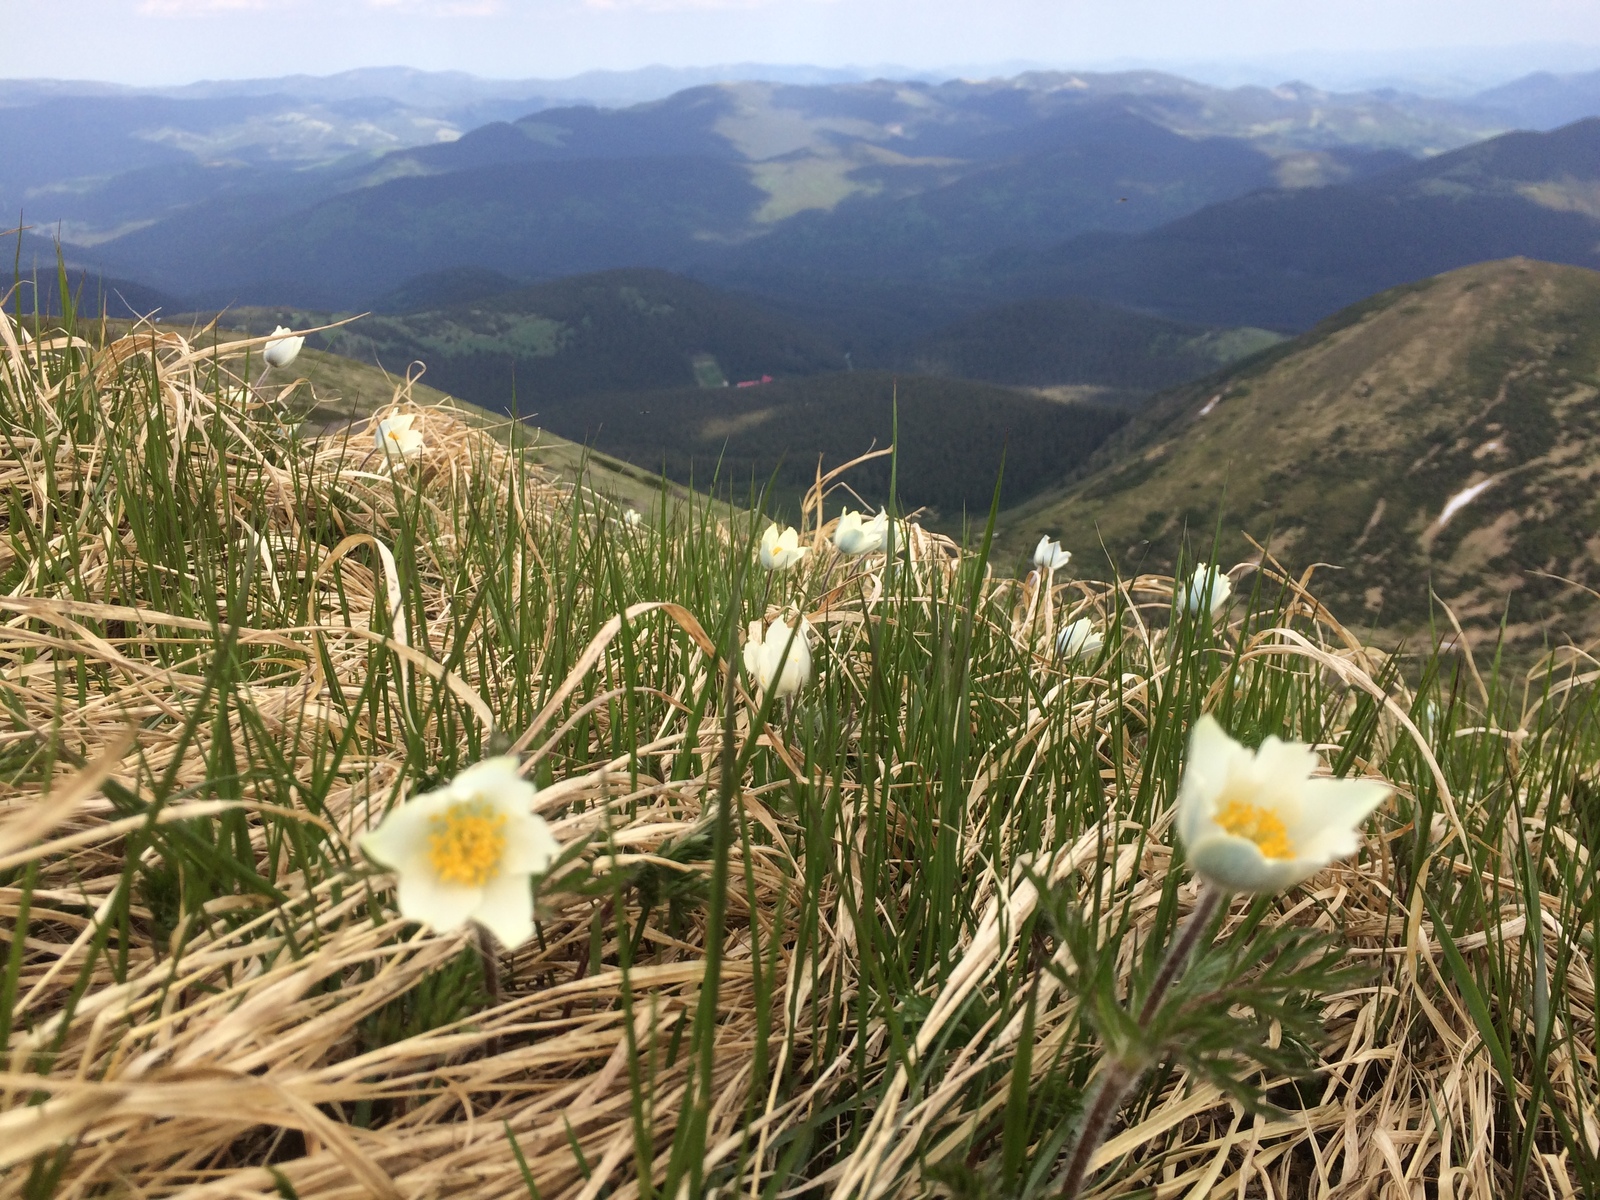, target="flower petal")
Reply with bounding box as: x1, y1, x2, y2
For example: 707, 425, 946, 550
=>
1189, 833, 1316, 894
395, 869, 481, 932
503, 811, 562, 875
1252, 735, 1321, 786
1287, 777, 1390, 859
1176, 715, 1240, 850
450, 756, 525, 801
471, 871, 535, 948
360, 795, 441, 869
